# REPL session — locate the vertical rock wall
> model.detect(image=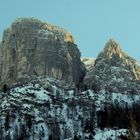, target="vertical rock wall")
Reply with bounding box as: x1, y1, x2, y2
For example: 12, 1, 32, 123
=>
0, 18, 85, 86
